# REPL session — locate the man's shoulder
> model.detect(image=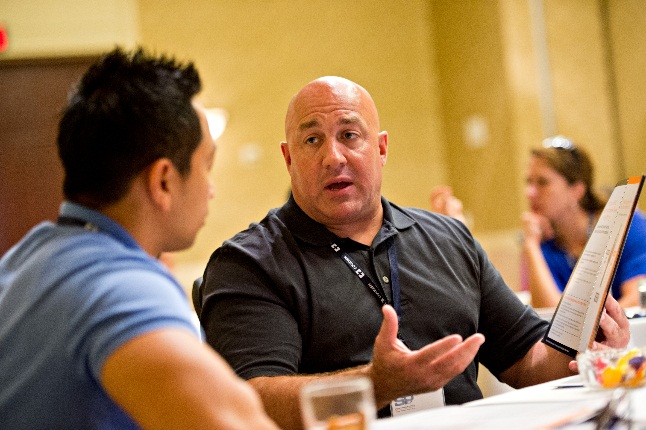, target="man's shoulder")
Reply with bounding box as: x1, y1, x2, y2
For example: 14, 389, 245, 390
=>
387, 200, 471, 233
61, 228, 151, 266
212, 207, 295, 260
1, 224, 184, 326
224, 207, 285, 241
391, 203, 444, 221
5, 223, 163, 283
